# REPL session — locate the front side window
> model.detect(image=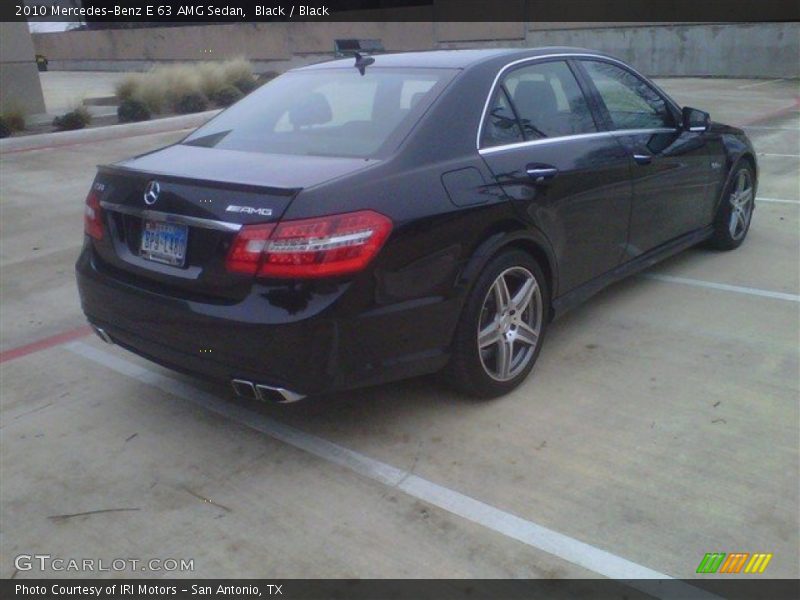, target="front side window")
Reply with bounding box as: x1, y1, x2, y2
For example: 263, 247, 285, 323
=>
581, 60, 674, 130
501, 60, 597, 139
183, 68, 454, 158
